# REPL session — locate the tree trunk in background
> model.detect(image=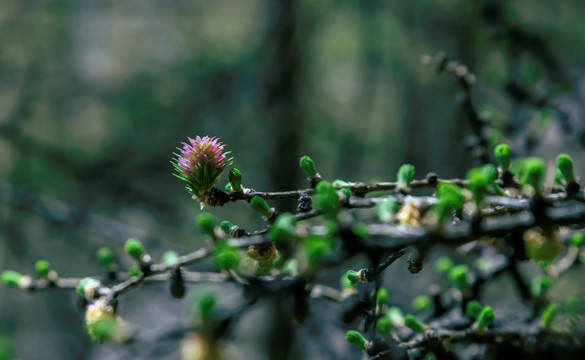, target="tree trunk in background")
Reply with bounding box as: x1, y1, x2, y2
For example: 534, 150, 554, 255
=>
261, 1, 303, 359
262, 0, 303, 195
